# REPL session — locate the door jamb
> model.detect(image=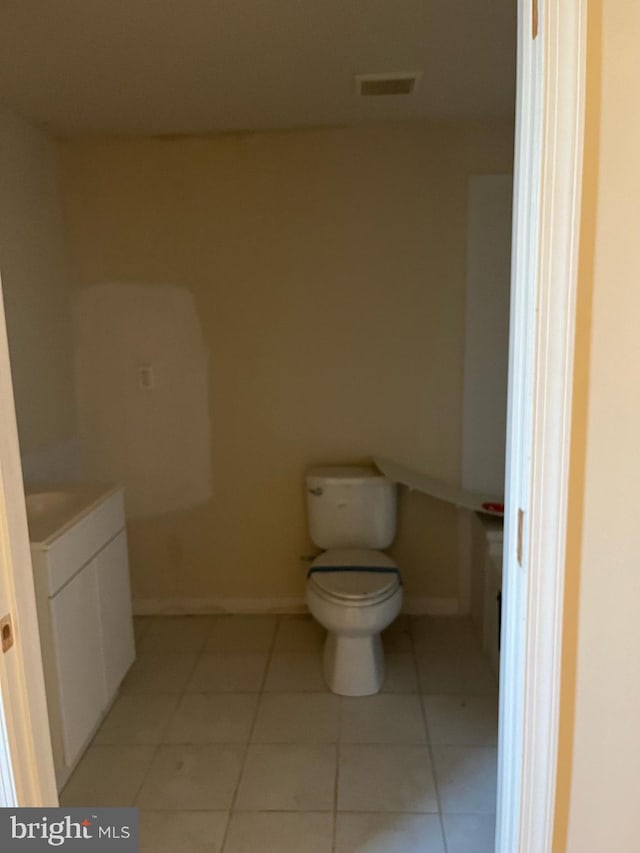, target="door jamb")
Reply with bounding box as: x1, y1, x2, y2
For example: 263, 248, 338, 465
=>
496, 1, 586, 850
